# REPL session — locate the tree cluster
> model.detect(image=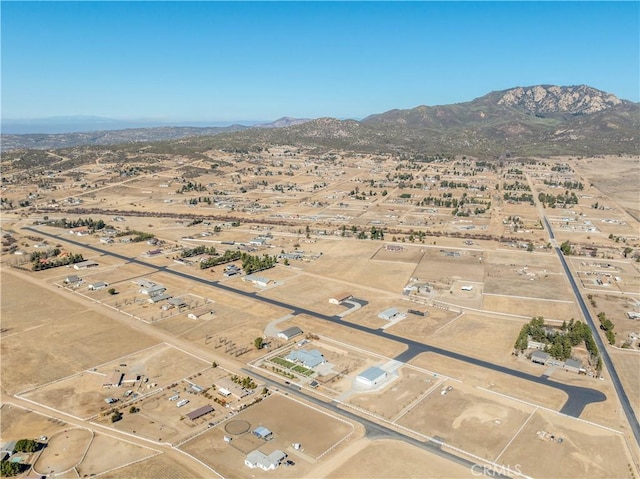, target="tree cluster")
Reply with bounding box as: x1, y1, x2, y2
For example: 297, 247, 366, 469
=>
181, 245, 217, 258
538, 191, 578, 208
242, 253, 277, 274
597, 312, 616, 345
514, 317, 599, 364
31, 250, 84, 271
199, 249, 242, 269
48, 217, 107, 231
